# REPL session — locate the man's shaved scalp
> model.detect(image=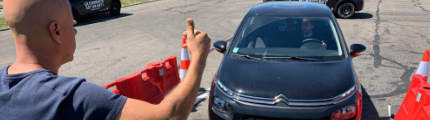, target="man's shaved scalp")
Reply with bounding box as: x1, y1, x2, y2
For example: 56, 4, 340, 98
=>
4, 0, 69, 35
